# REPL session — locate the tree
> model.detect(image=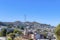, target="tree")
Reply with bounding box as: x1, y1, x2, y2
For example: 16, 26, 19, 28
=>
1, 28, 7, 36
0, 32, 2, 37
20, 26, 24, 30
7, 37, 12, 40
8, 33, 15, 40
14, 29, 22, 35
7, 24, 13, 28
14, 29, 19, 33
55, 24, 60, 40
17, 26, 24, 30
